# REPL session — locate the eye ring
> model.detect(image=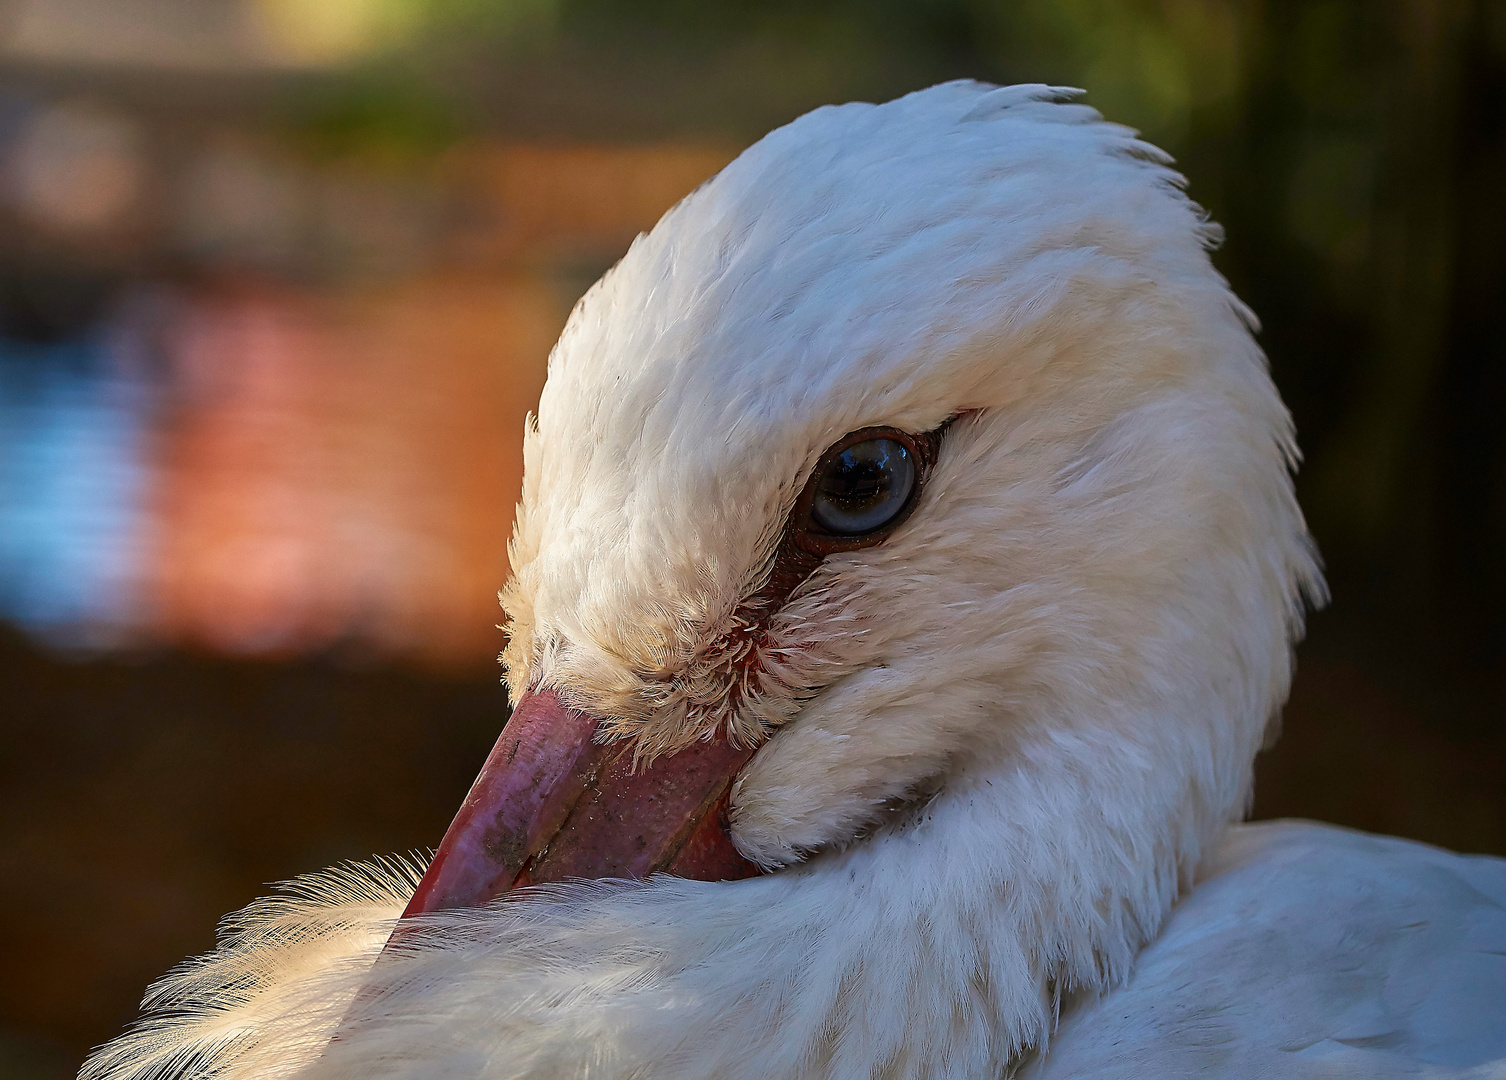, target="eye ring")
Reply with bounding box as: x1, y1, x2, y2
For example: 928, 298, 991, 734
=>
791, 426, 939, 555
